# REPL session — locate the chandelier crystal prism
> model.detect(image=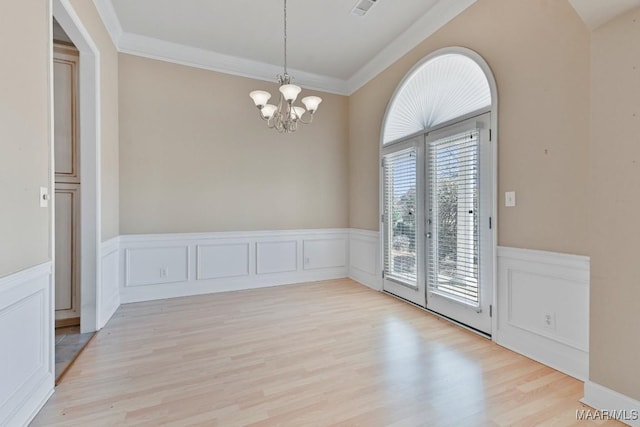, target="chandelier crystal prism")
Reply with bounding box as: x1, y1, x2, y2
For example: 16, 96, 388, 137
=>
249, 0, 322, 133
